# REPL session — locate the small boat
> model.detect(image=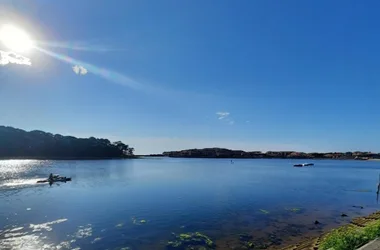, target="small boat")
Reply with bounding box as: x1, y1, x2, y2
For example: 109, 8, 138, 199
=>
37, 176, 72, 183
293, 163, 314, 167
